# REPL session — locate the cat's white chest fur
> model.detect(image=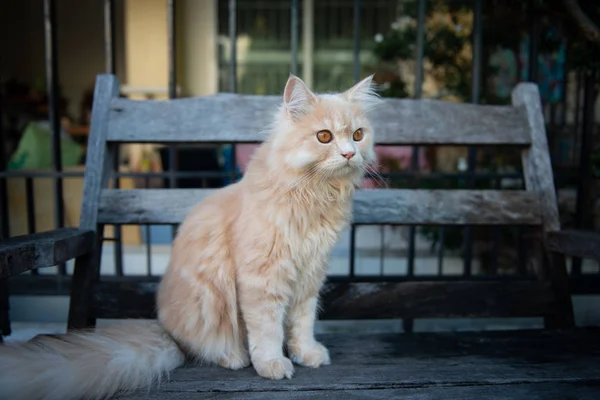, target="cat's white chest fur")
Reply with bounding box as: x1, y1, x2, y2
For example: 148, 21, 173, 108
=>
285, 200, 351, 277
